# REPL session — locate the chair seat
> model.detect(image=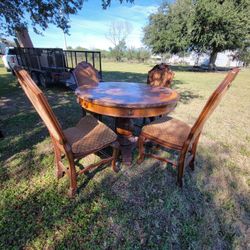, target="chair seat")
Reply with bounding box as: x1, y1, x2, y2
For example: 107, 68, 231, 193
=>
142, 116, 191, 149
64, 115, 117, 155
